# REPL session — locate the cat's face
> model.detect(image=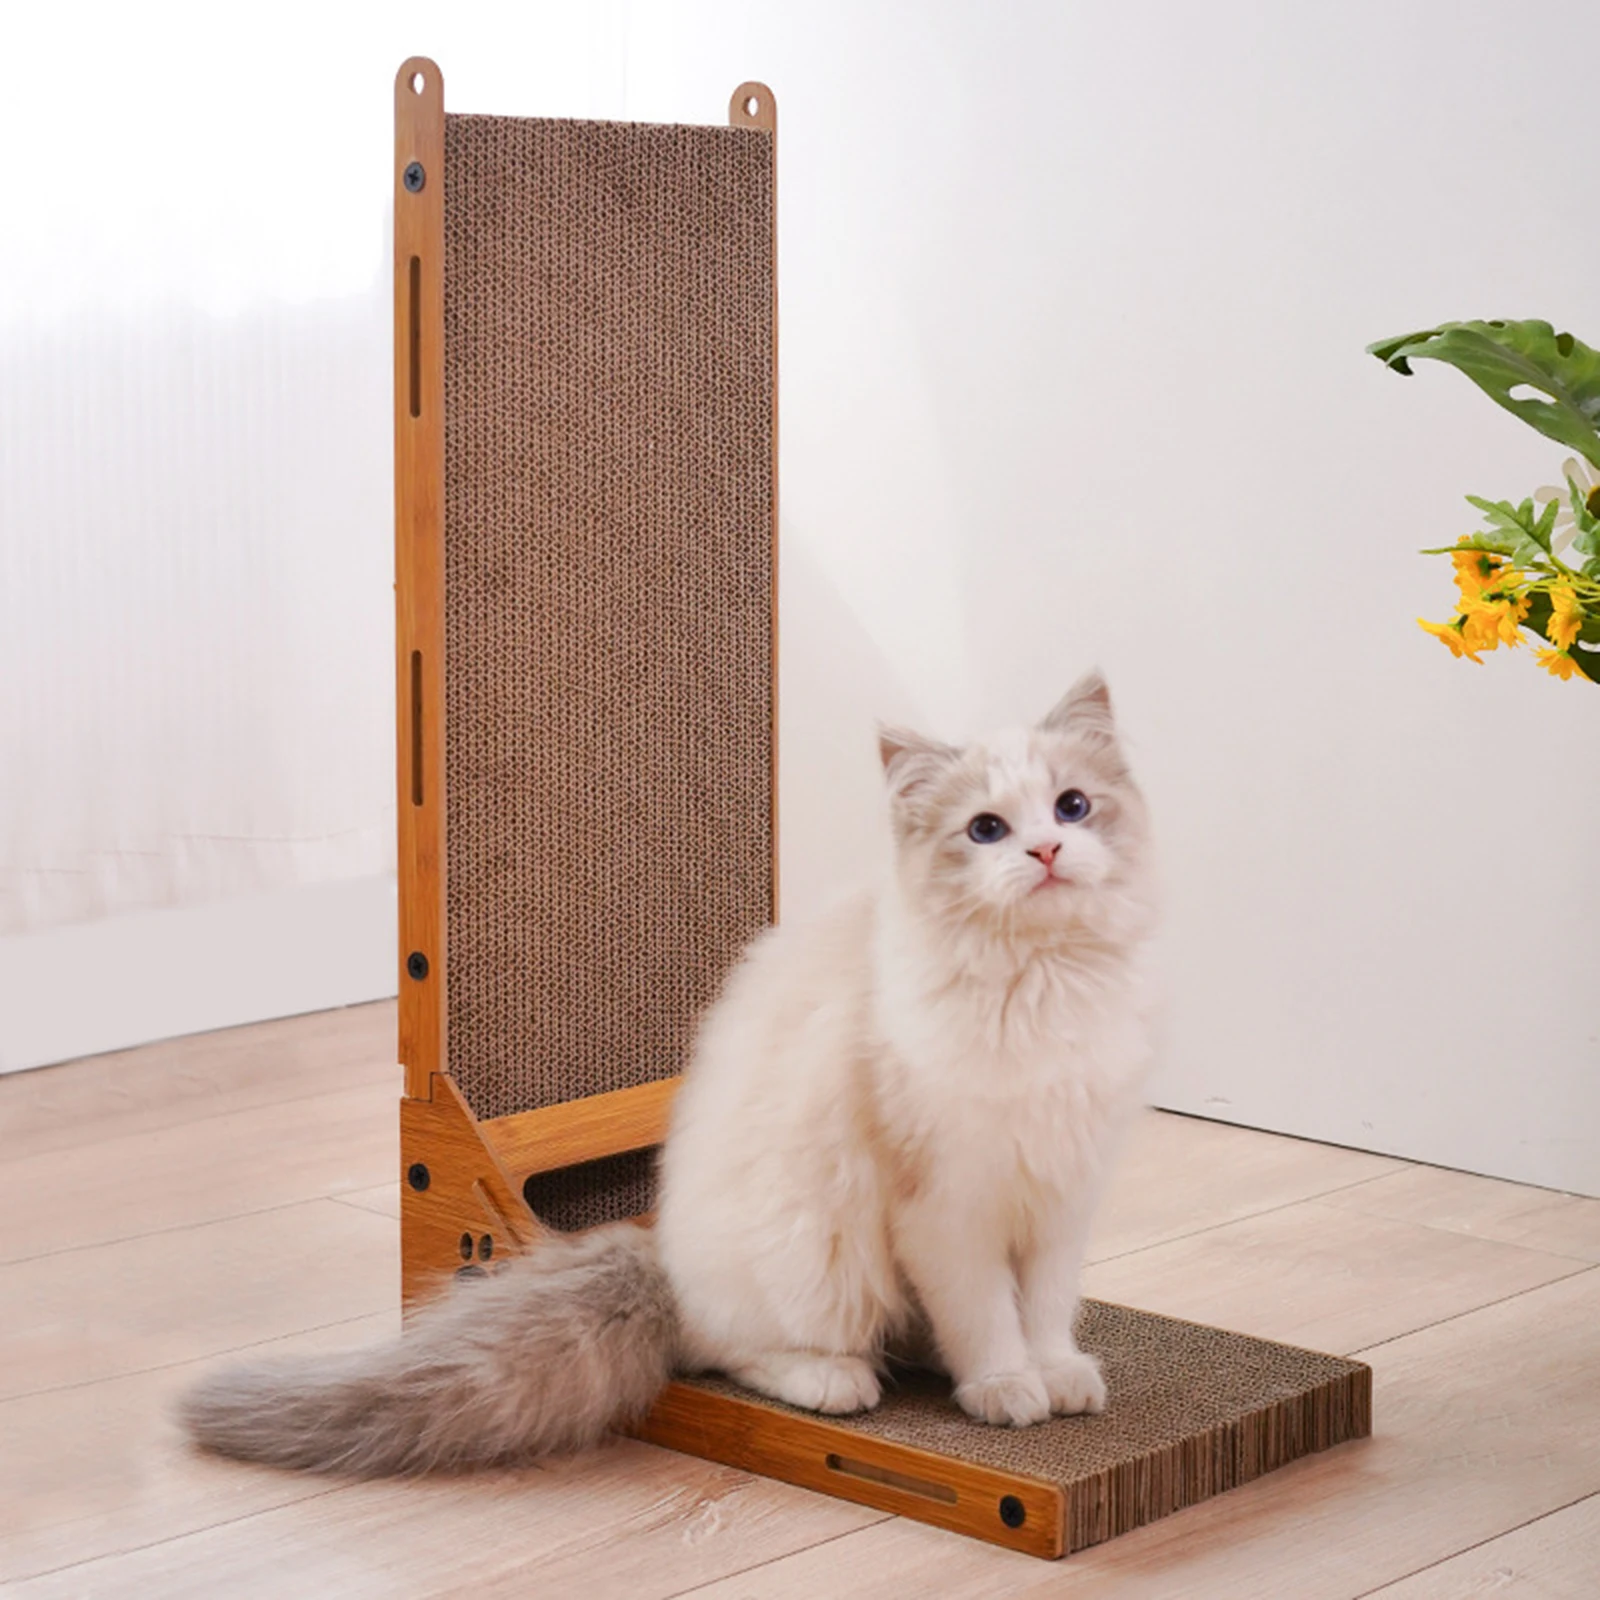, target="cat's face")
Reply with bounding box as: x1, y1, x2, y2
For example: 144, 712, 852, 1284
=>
880, 673, 1153, 944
